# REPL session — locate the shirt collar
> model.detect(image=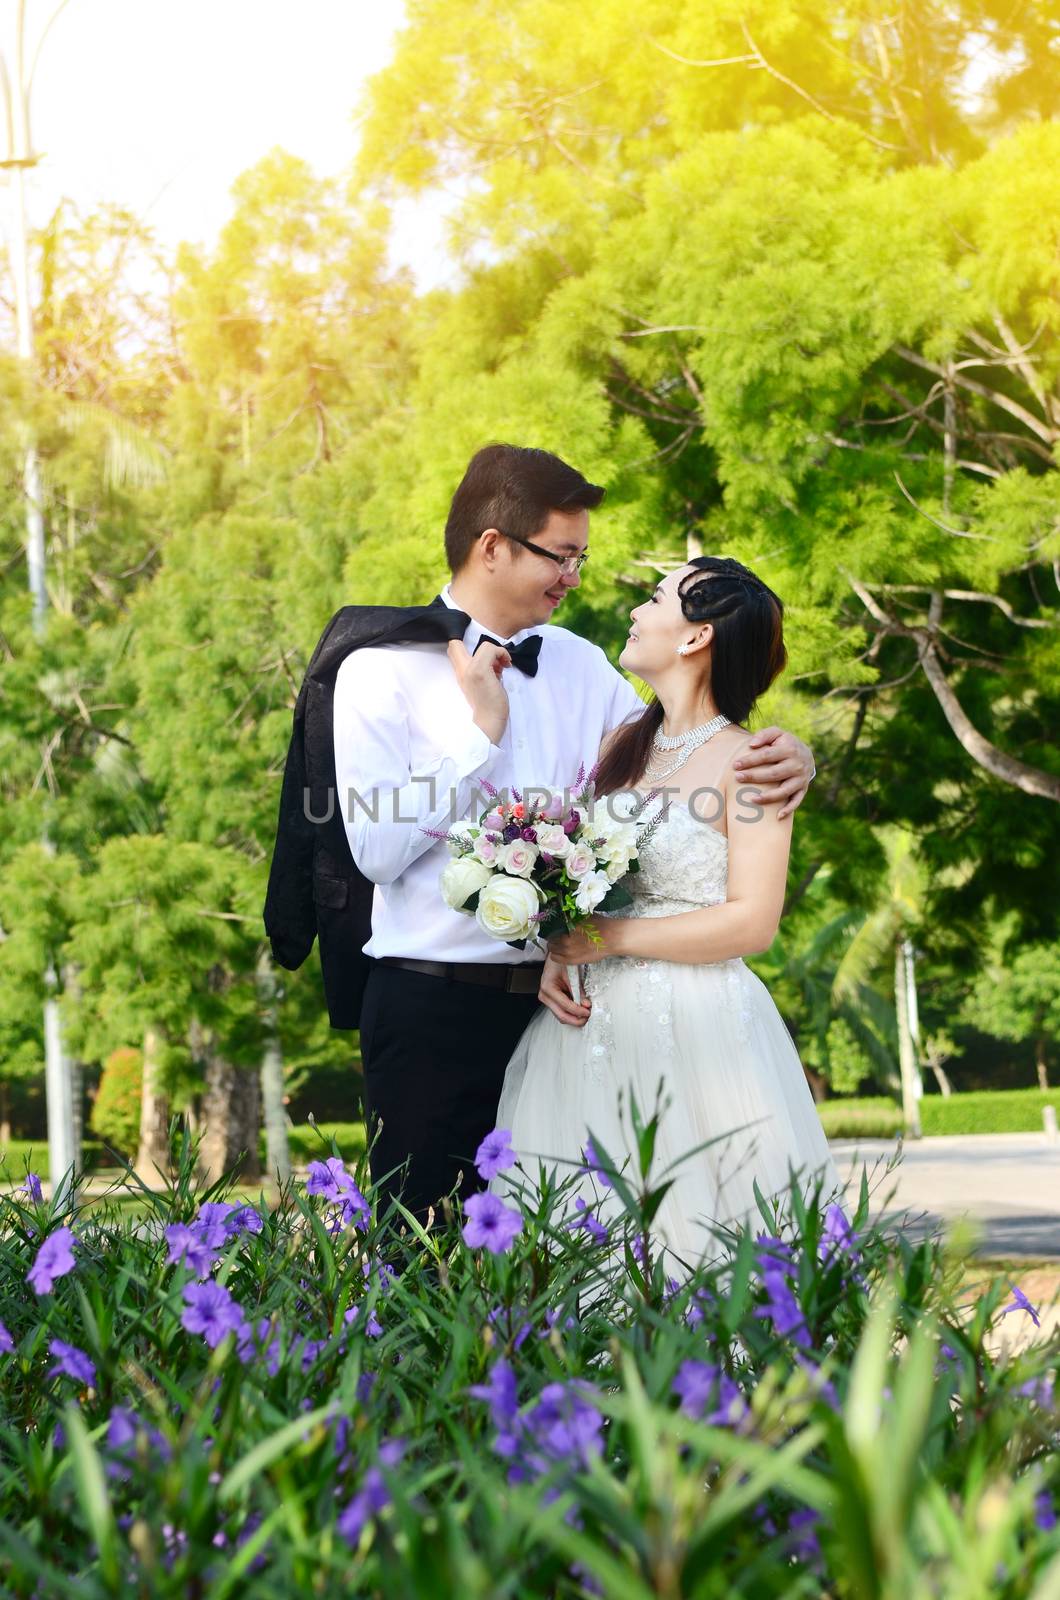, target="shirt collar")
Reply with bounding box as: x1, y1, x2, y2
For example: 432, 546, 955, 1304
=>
439, 583, 538, 652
